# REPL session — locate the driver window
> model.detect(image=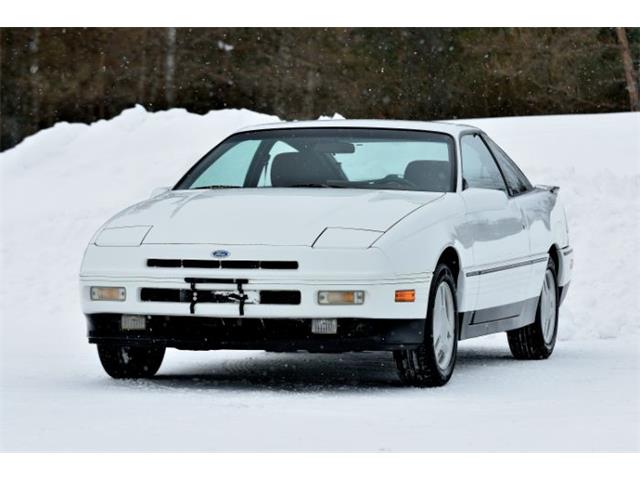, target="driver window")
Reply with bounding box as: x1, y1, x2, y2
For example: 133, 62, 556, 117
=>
461, 134, 506, 191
